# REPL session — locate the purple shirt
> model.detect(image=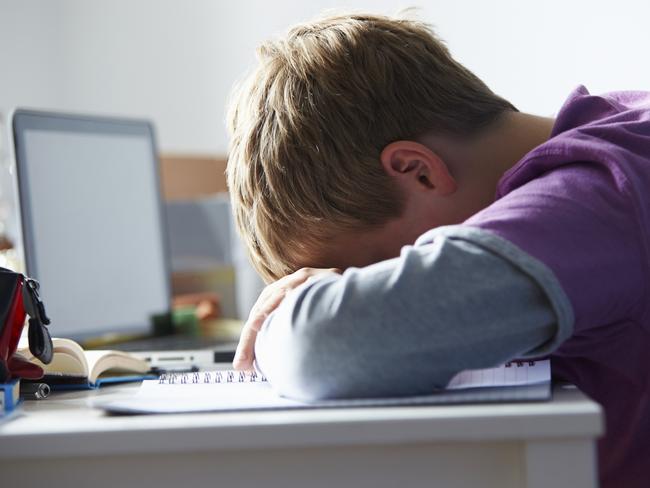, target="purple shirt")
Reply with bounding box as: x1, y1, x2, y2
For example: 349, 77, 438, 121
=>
466, 86, 650, 487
